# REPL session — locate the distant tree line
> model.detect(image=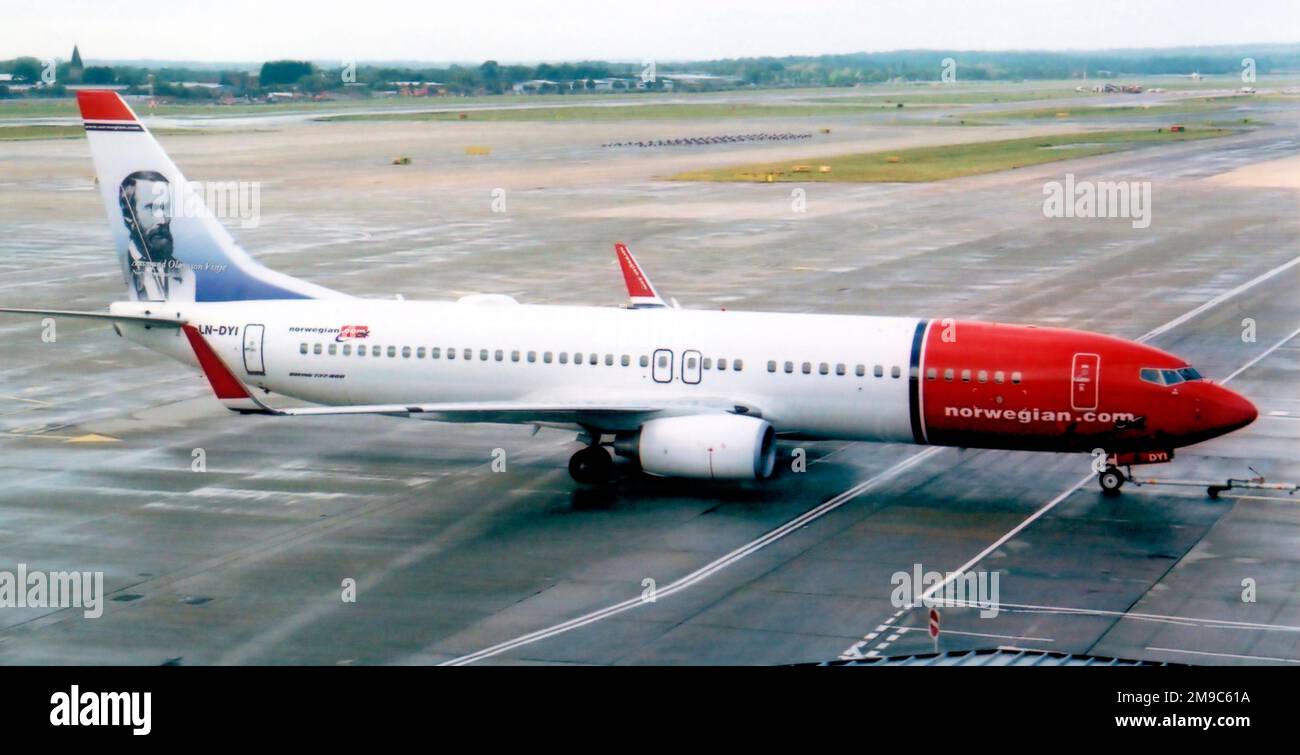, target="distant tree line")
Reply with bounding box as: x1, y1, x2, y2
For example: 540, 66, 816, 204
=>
1, 45, 1296, 100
